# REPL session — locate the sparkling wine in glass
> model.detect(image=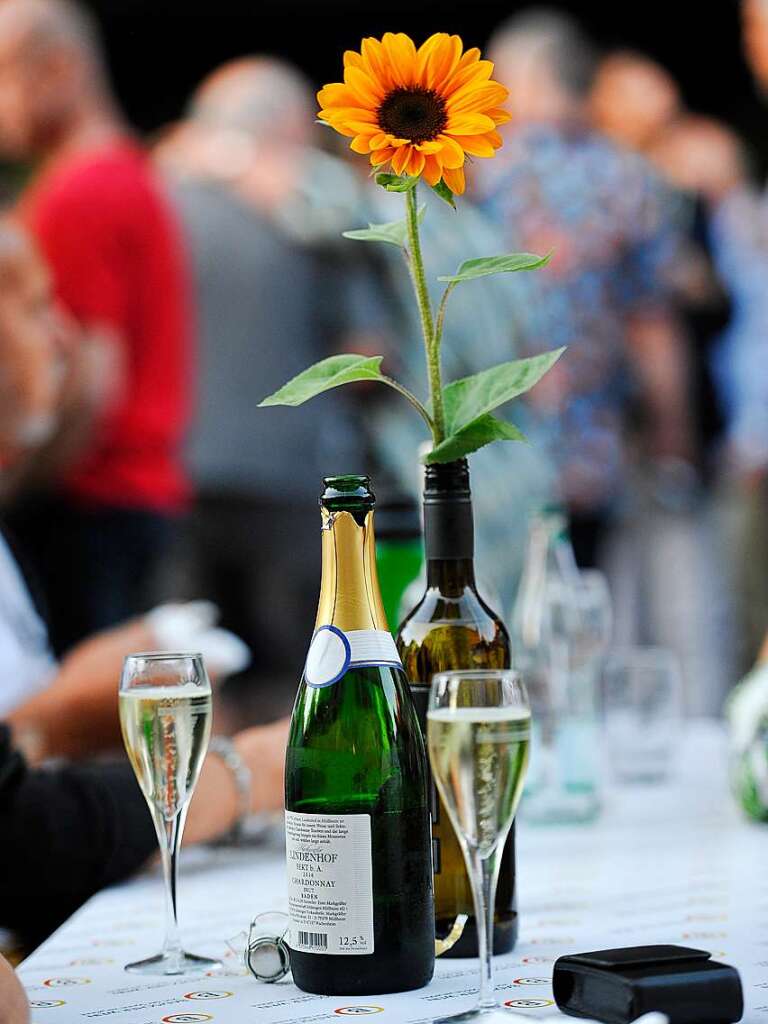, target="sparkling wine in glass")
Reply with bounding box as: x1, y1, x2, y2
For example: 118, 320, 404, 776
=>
427, 670, 530, 1023
119, 652, 221, 975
